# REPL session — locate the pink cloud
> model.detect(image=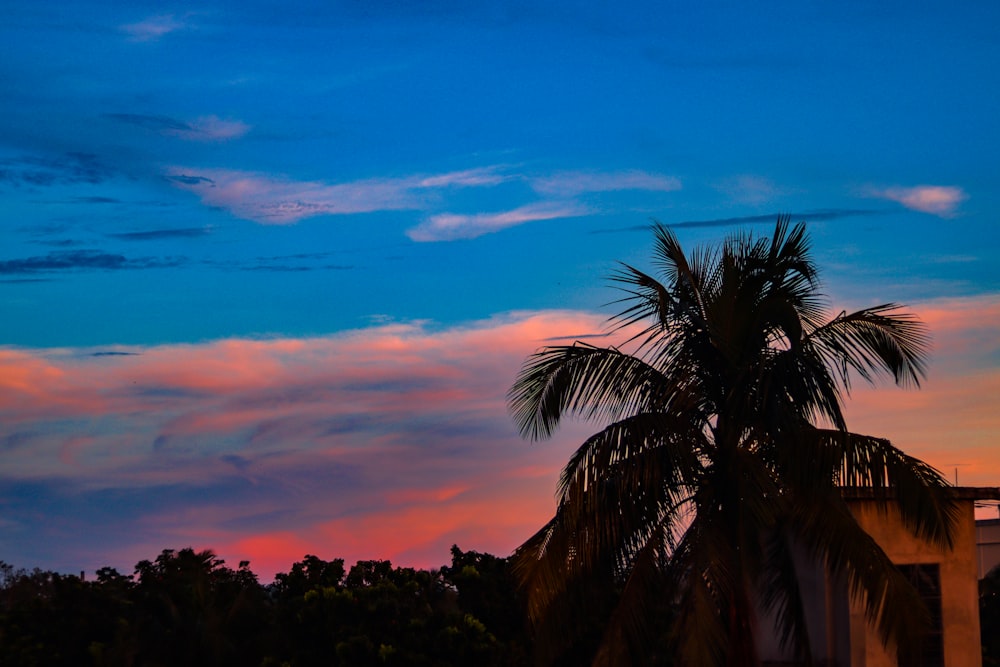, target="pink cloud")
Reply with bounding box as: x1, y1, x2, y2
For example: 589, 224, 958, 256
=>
3, 298, 997, 578
407, 202, 588, 242
167, 168, 422, 223
167, 165, 681, 232
167, 166, 506, 224
0, 311, 606, 487
867, 184, 967, 216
